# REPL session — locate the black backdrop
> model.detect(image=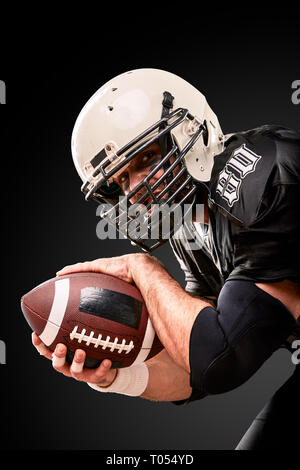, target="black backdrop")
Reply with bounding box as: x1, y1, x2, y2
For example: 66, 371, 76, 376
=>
1, 11, 299, 451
